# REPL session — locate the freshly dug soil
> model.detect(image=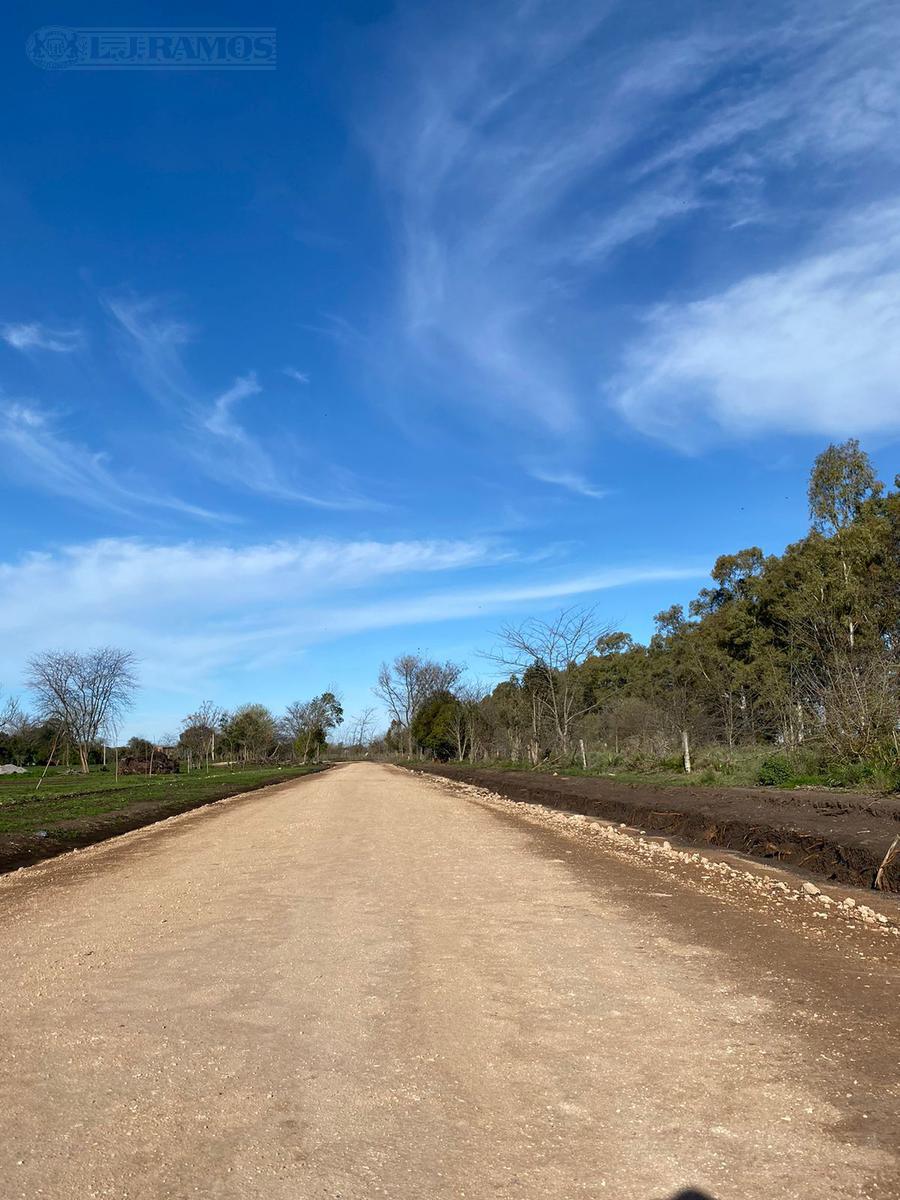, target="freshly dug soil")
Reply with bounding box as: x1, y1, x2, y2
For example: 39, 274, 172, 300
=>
414, 764, 900, 892
0, 767, 331, 876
